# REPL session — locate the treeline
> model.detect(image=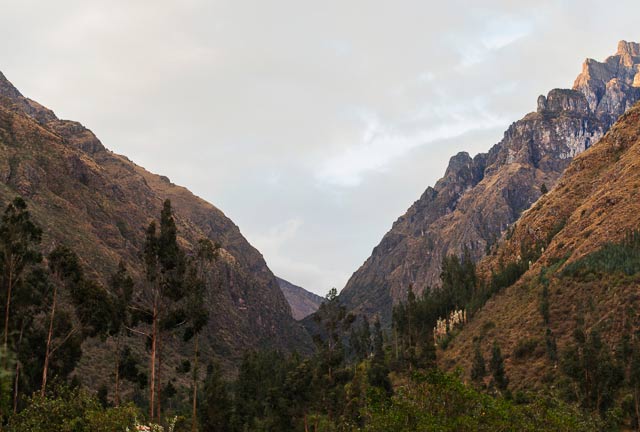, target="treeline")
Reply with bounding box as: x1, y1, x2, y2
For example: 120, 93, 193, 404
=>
0, 196, 635, 431
0, 197, 216, 431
